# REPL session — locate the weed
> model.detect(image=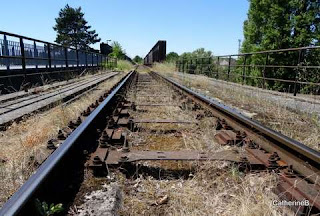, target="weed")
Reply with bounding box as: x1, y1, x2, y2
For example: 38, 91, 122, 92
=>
35, 199, 63, 216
